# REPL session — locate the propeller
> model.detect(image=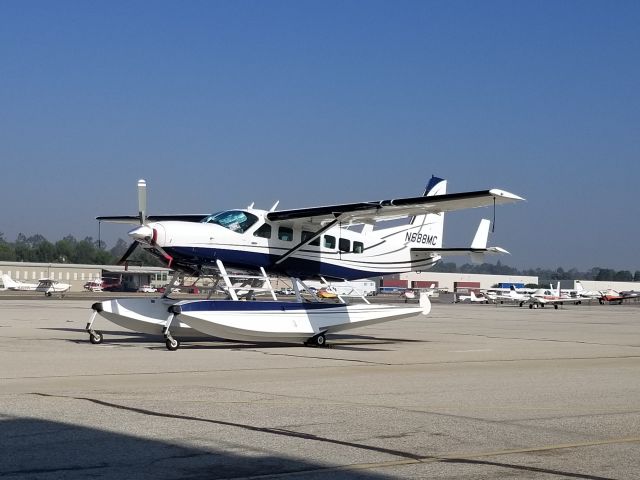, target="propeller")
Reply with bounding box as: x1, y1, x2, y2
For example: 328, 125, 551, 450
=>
117, 240, 140, 265
118, 179, 148, 265
137, 179, 147, 224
